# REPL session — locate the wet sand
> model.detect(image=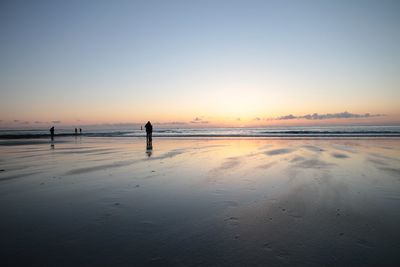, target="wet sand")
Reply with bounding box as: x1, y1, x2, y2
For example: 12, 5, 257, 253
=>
1, 137, 400, 266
